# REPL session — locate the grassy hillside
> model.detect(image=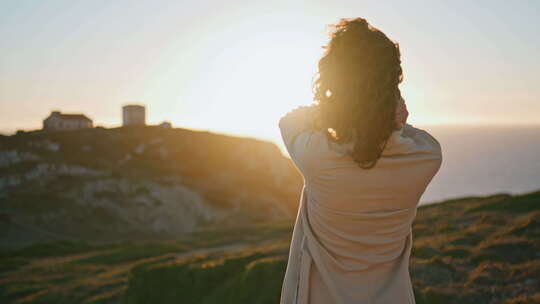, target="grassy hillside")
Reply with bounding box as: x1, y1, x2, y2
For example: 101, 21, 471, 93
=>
0, 126, 303, 247
1, 189, 539, 303
0, 222, 293, 304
